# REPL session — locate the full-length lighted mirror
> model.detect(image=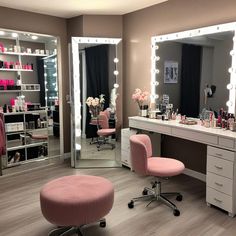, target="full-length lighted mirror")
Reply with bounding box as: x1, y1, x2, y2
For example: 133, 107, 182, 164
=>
71, 37, 122, 168
151, 22, 236, 117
